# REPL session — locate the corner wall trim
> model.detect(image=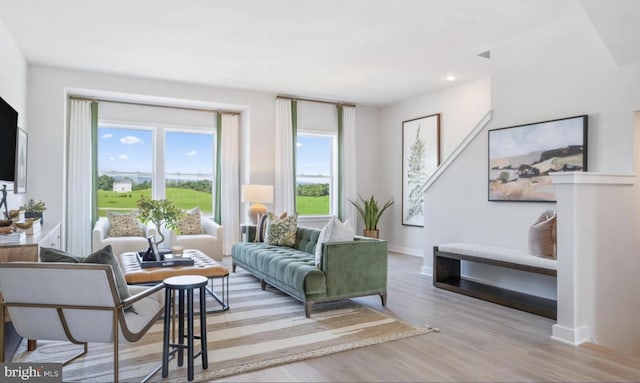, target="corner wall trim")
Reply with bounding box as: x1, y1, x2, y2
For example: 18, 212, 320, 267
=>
551, 324, 591, 346
420, 110, 493, 194
551, 172, 636, 185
